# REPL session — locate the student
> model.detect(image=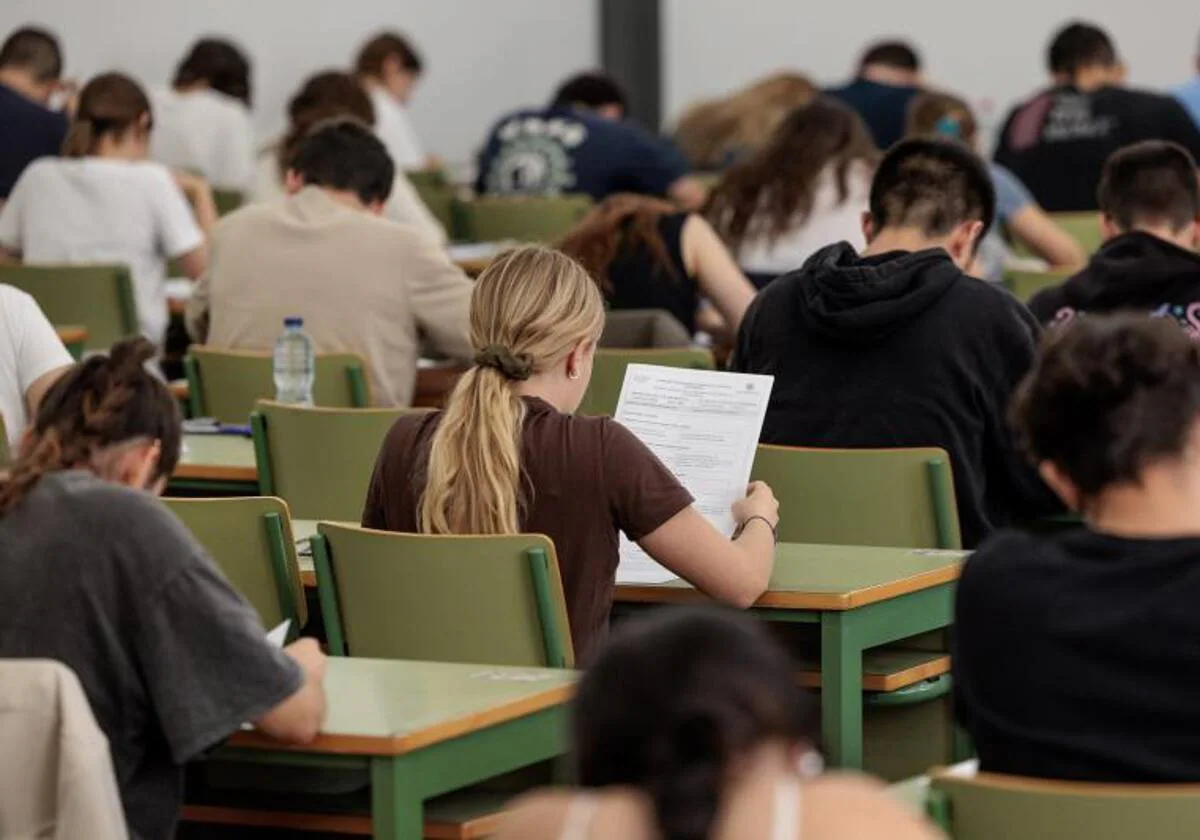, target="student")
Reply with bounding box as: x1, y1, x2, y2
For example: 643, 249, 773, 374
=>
0, 72, 213, 345
673, 72, 817, 170
253, 70, 446, 245
826, 40, 923, 150
150, 37, 256, 192
354, 31, 430, 172
558, 193, 756, 336
1029, 141, 1200, 327
0, 26, 69, 201
190, 120, 471, 407
731, 139, 1058, 548
707, 98, 878, 283
906, 90, 1086, 283
1173, 32, 1200, 128
955, 315, 1200, 781
362, 246, 778, 659
0, 337, 327, 838
496, 607, 943, 840
0, 284, 73, 449
995, 21, 1200, 213
476, 72, 707, 209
